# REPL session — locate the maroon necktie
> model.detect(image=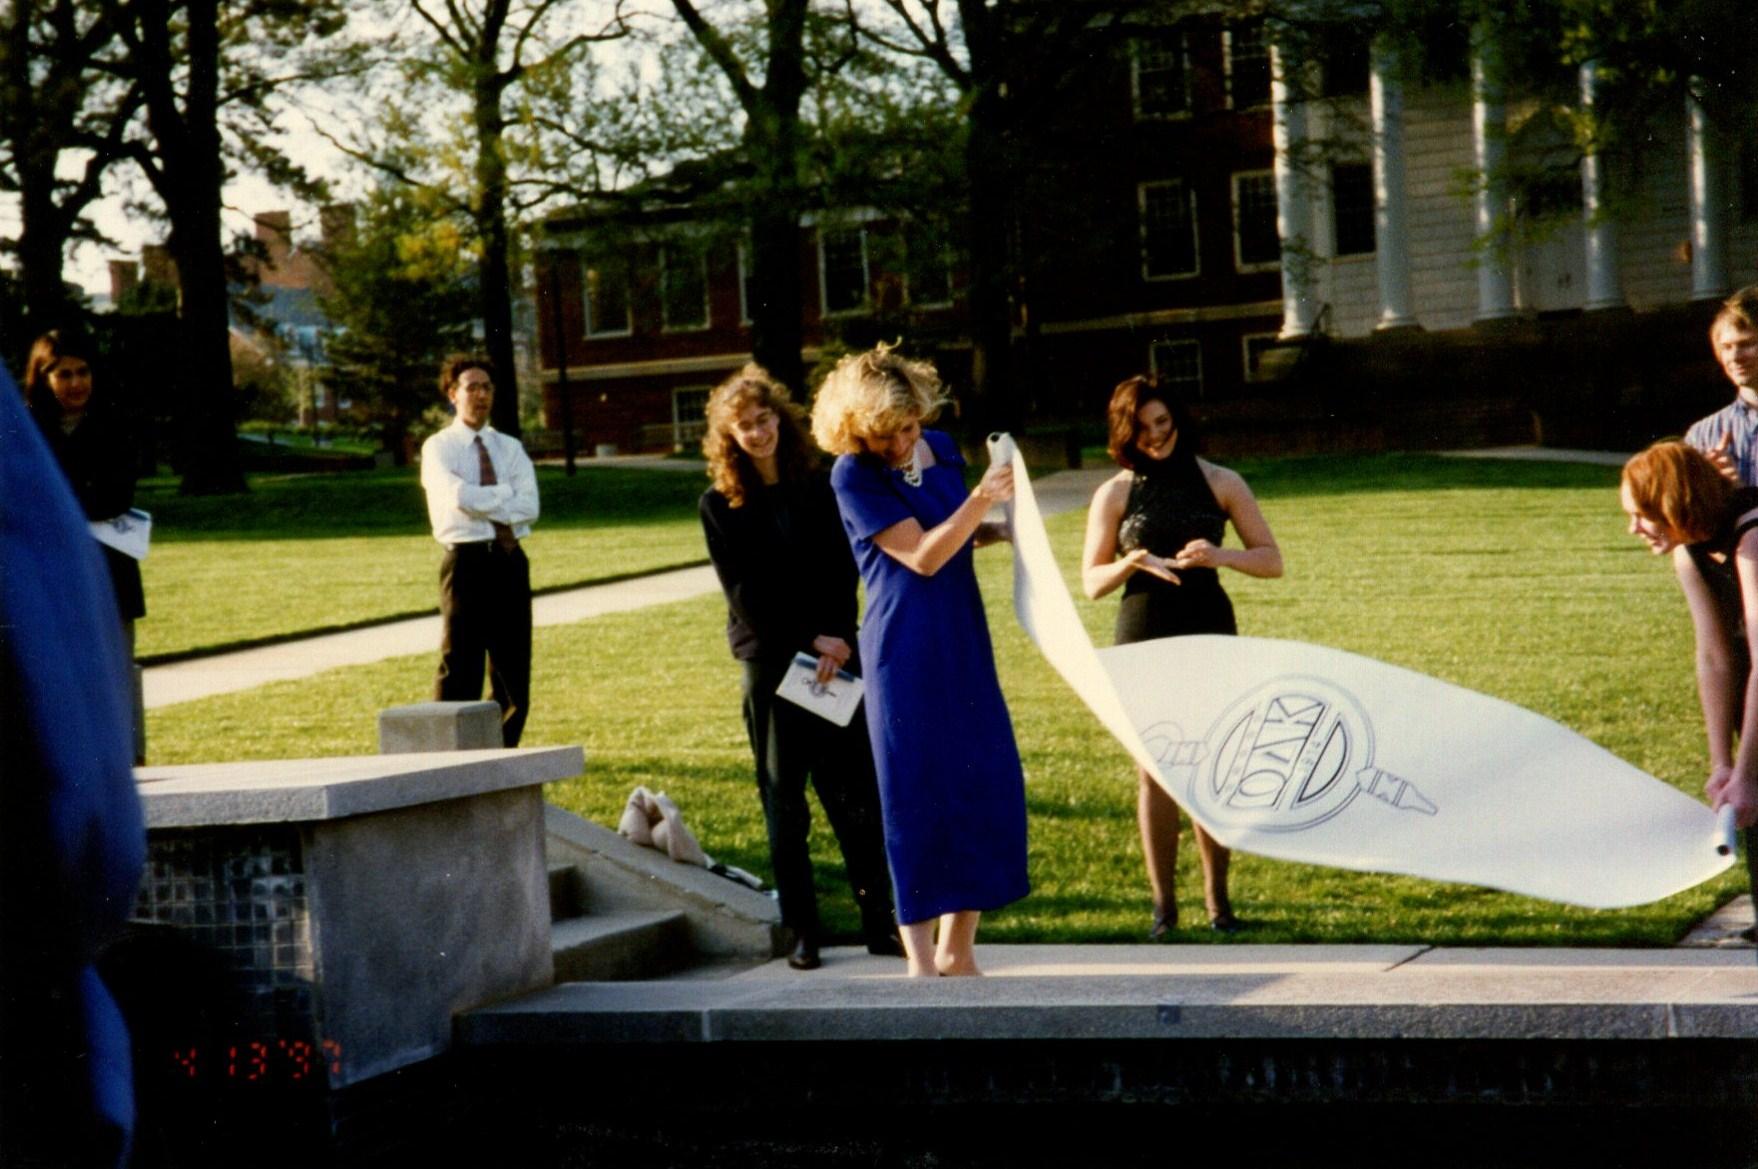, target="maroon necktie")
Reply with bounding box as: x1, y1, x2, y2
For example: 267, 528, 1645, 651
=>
474, 435, 519, 551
